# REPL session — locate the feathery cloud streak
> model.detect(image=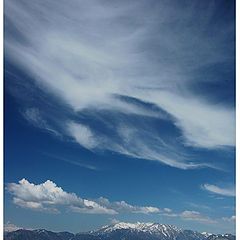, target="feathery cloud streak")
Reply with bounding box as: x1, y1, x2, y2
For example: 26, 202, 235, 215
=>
201, 184, 235, 197
5, 0, 235, 168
